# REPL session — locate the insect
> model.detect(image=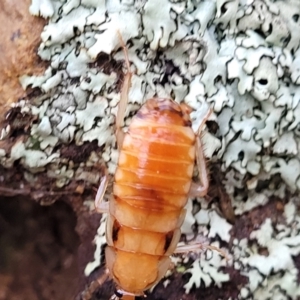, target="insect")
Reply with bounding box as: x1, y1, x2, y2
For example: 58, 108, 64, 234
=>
89, 33, 225, 300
